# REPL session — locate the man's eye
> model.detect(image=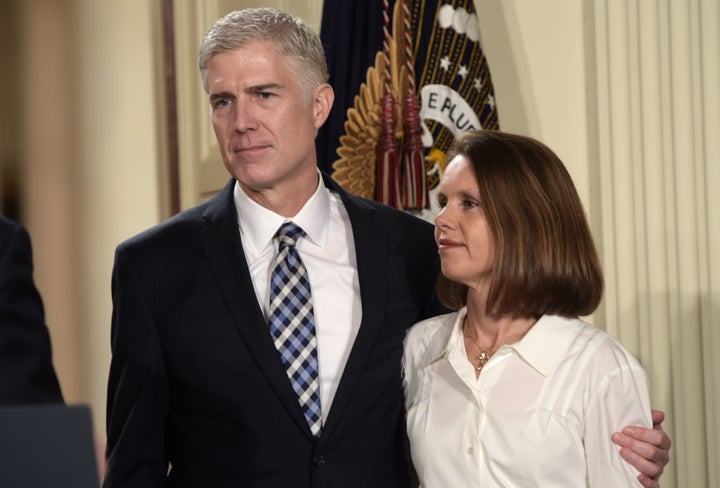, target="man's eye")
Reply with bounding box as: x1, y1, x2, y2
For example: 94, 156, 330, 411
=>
258, 92, 274, 99
213, 98, 231, 109
437, 197, 447, 208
